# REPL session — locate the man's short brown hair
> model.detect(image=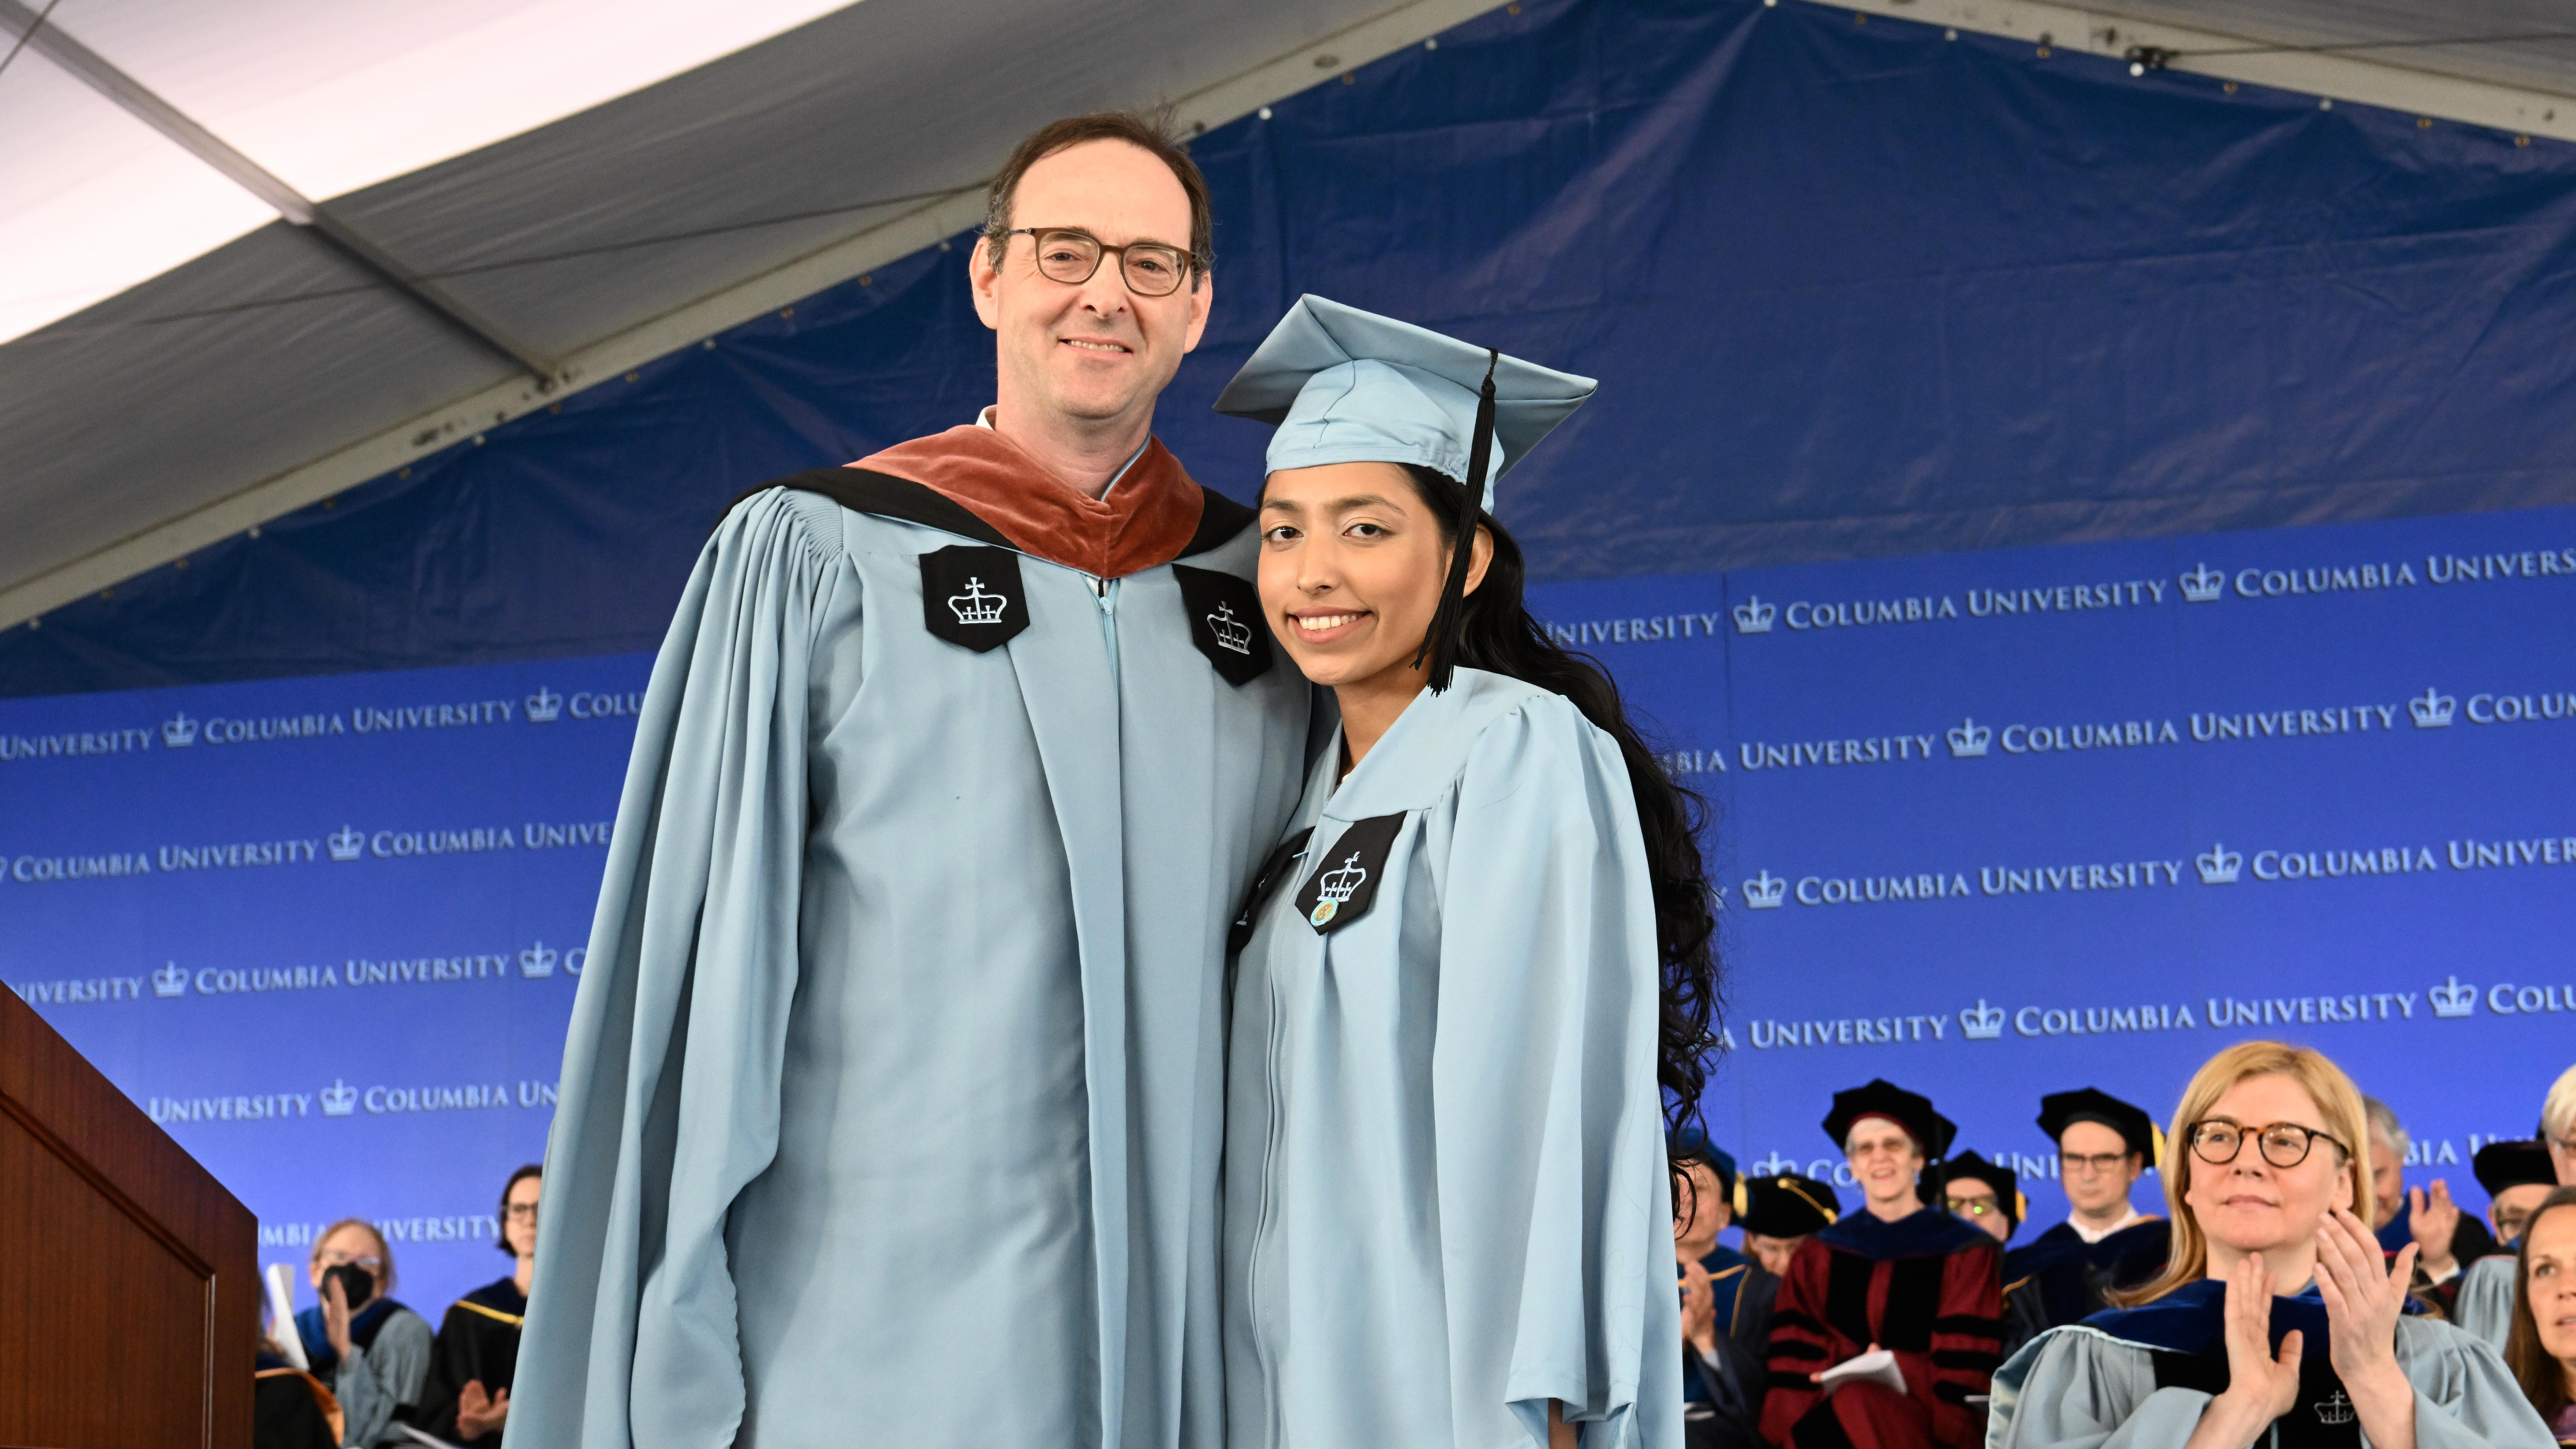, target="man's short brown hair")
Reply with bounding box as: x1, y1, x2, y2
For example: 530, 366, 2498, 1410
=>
983, 110, 1213, 287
